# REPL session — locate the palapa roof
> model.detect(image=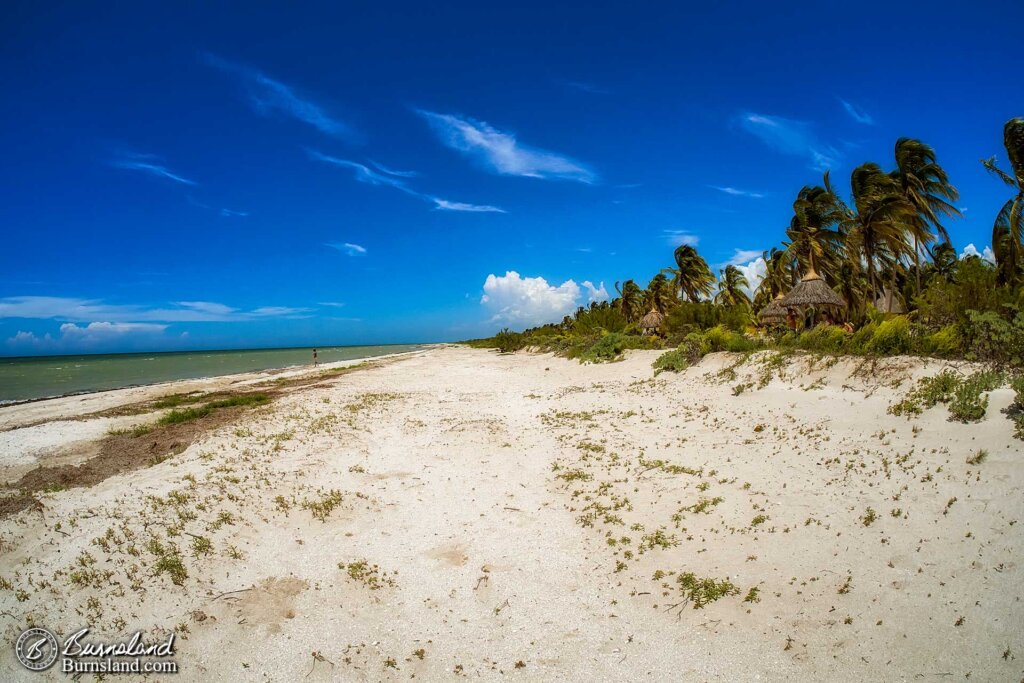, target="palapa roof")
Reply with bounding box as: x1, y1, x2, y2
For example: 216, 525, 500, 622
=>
779, 266, 847, 310
757, 294, 789, 323
639, 308, 665, 331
